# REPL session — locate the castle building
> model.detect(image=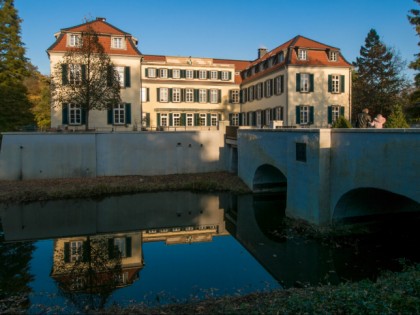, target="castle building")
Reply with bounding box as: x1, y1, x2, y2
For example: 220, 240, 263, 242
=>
47, 18, 352, 131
